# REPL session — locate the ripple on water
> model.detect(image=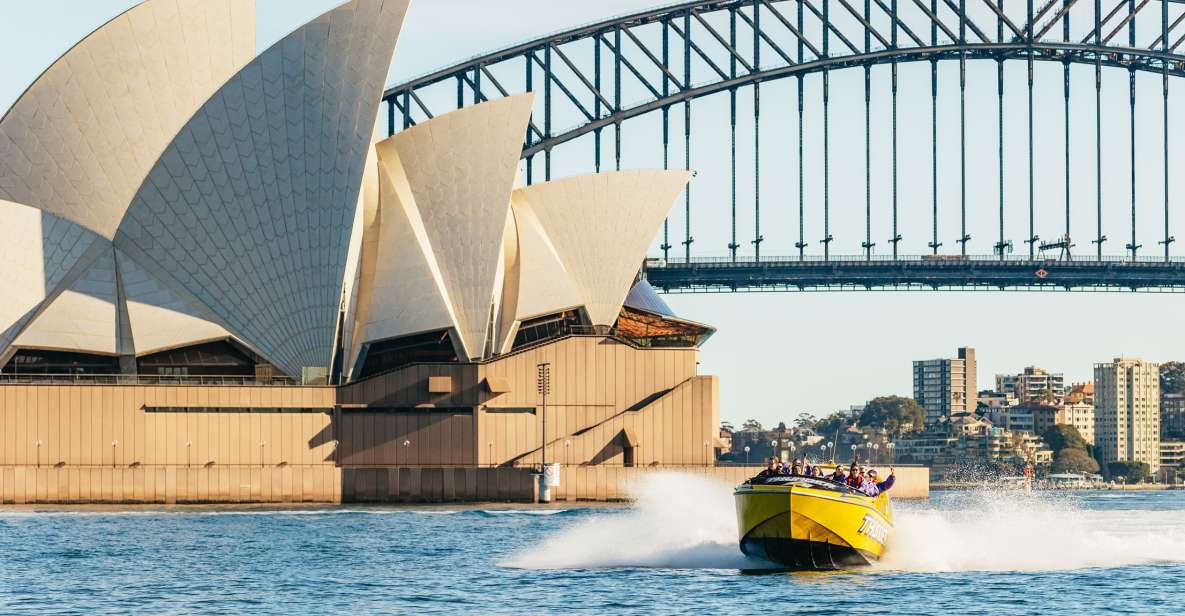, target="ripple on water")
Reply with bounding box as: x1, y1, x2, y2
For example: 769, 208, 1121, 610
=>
0, 475, 1183, 615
